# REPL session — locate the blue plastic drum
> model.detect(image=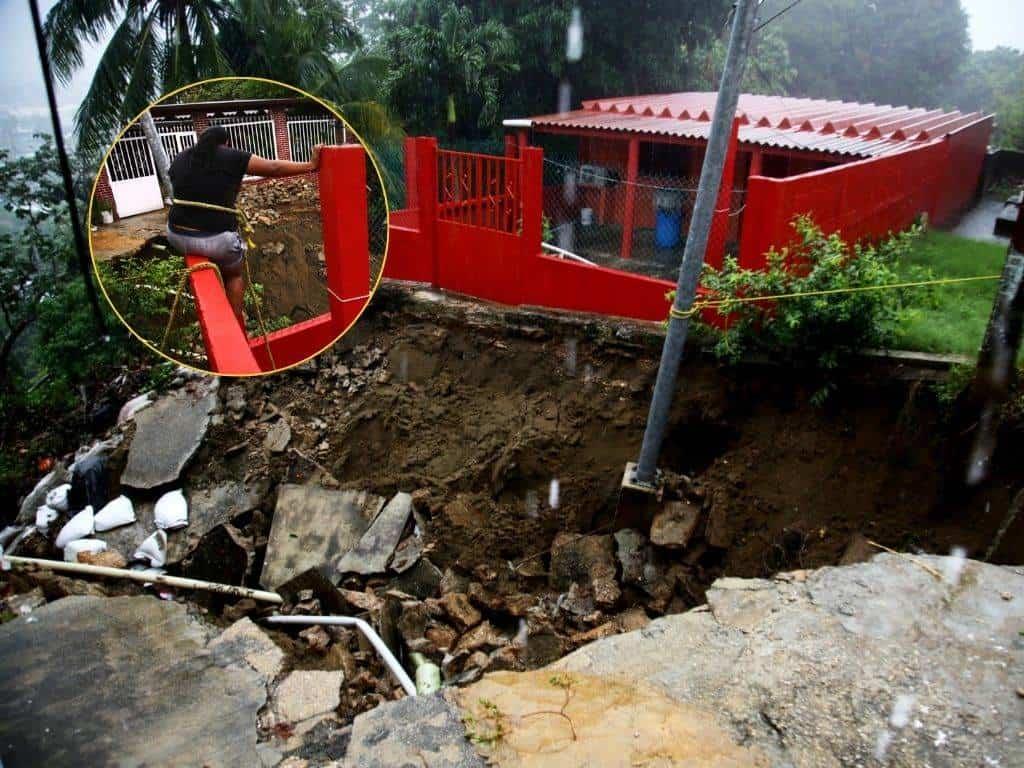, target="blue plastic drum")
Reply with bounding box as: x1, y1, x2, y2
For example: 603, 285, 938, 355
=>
655, 208, 682, 248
